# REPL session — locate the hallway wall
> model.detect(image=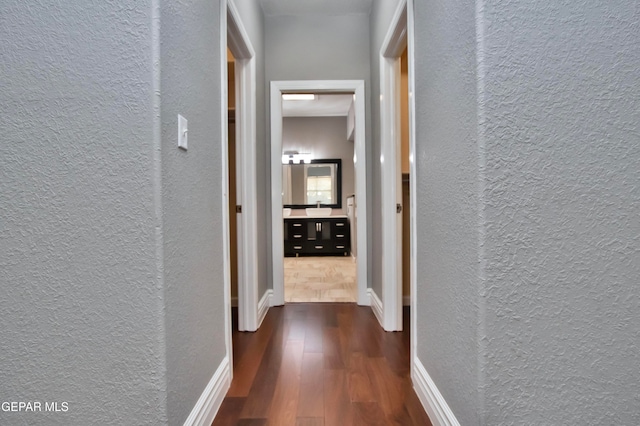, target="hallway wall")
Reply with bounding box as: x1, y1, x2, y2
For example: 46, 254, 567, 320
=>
264, 12, 373, 291
412, 0, 640, 424
1, 1, 229, 424
0, 1, 167, 424
478, 0, 640, 423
